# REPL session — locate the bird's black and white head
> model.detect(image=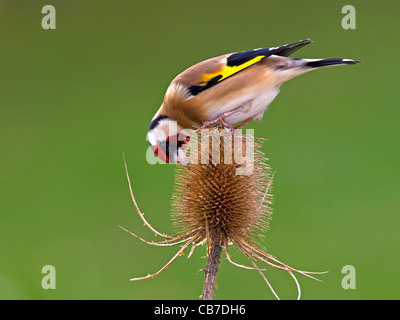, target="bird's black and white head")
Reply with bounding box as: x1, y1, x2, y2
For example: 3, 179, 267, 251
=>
147, 114, 189, 163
